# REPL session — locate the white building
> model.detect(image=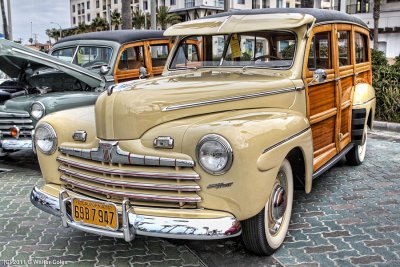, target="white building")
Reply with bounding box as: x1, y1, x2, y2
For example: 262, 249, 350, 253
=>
0, 11, 4, 38
70, 0, 305, 28
344, 0, 400, 58
70, 0, 400, 57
